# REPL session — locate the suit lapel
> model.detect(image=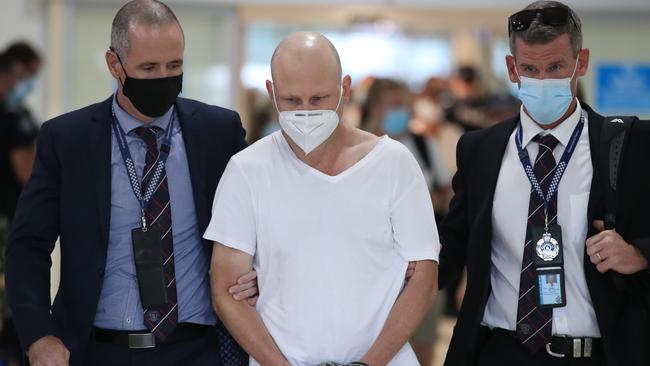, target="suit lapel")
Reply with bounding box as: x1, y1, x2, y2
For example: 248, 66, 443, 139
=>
89, 97, 114, 250
477, 118, 519, 229
175, 100, 209, 249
